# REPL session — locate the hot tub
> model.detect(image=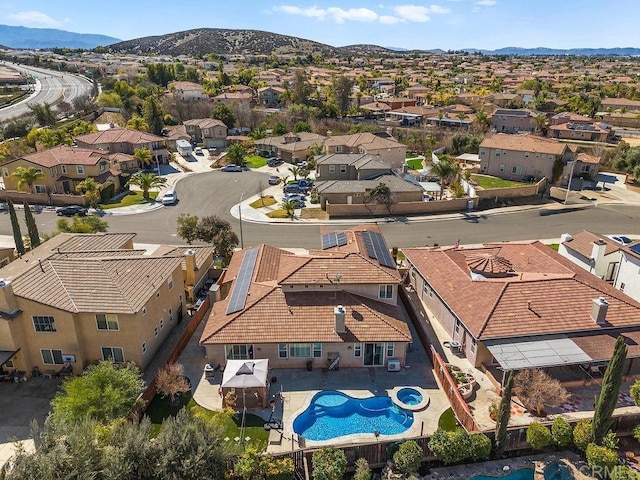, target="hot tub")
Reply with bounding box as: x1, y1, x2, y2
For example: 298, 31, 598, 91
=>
390, 387, 430, 411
